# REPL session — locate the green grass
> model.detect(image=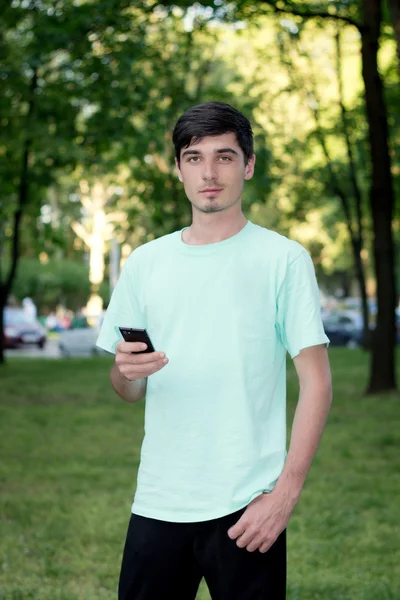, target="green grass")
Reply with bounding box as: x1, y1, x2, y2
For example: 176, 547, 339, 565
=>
0, 349, 399, 600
